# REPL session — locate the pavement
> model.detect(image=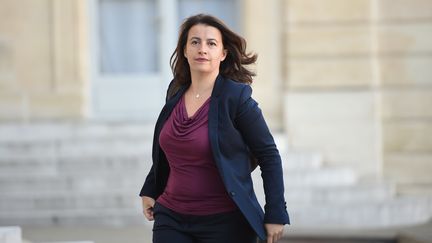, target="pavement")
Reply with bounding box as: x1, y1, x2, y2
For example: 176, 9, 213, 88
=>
22, 225, 153, 243
21, 221, 432, 243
